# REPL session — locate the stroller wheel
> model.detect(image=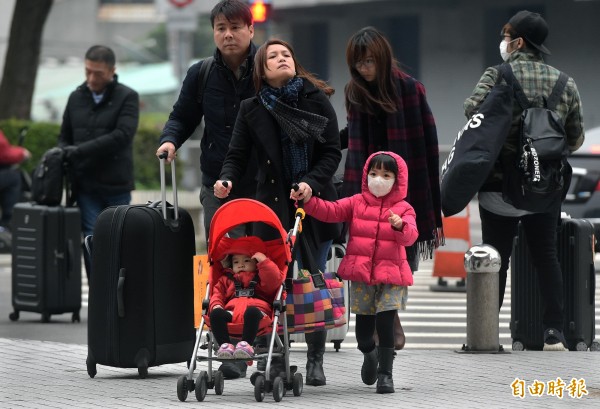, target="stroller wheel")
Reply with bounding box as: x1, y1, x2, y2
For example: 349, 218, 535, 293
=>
254, 374, 266, 402
195, 371, 208, 401
250, 371, 261, 386
214, 370, 224, 395
293, 372, 303, 396
176, 375, 189, 402
273, 376, 284, 402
